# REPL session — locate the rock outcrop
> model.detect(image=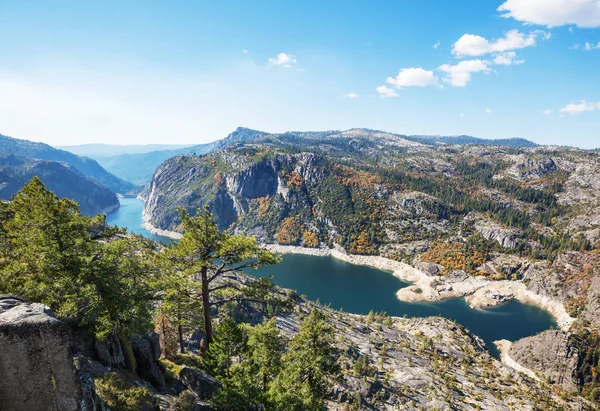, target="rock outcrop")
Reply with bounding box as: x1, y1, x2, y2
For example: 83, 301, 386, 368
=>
179, 367, 221, 400
474, 219, 521, 249
0, 296, 84, 411
131, 333, 166, 391
508, 330, 579, 391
